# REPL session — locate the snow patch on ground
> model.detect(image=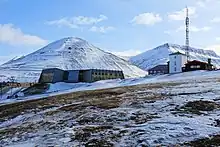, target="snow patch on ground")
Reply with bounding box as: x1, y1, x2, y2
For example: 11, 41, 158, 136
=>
1, 70, 220, 105
1, 72, 220, 146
